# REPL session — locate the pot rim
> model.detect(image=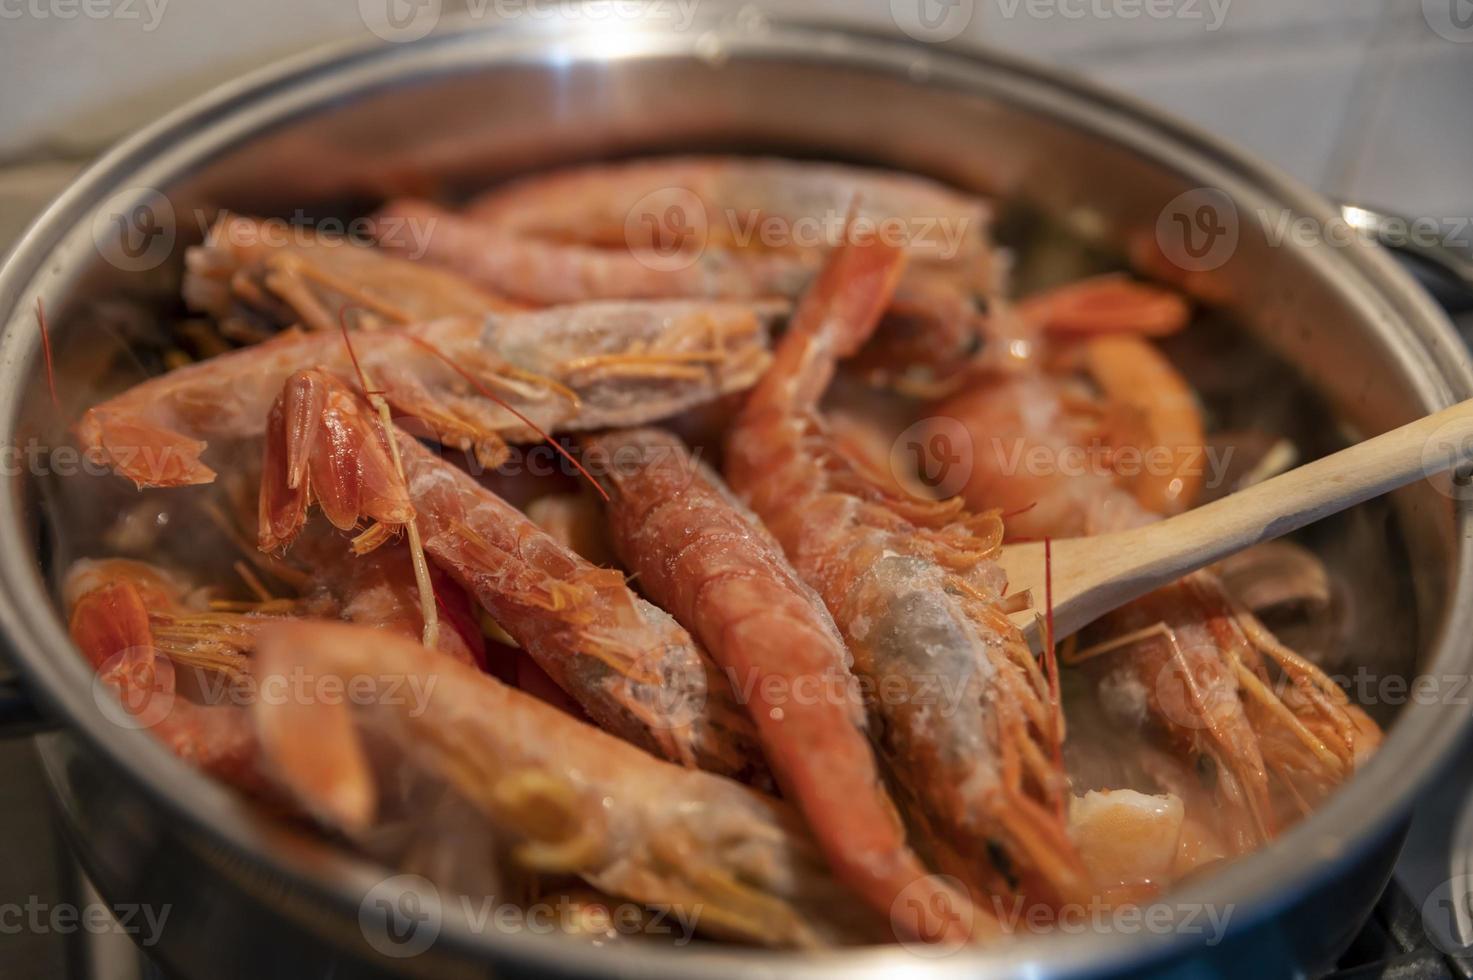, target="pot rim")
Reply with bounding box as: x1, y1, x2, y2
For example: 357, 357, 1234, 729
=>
1, 8, 1469, 976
